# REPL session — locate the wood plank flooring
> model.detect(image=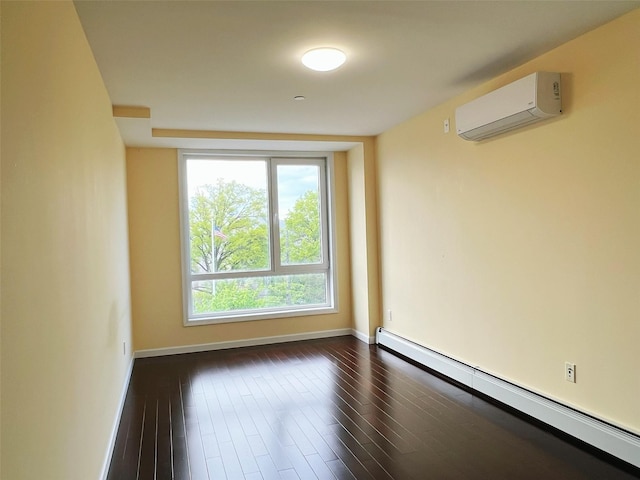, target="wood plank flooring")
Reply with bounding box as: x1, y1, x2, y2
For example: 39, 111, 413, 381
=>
107, 336, 639, 479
